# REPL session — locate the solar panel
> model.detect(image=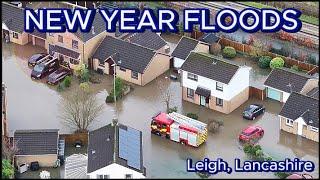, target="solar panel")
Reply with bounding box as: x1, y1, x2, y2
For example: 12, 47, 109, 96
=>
118, 127, 141, 170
